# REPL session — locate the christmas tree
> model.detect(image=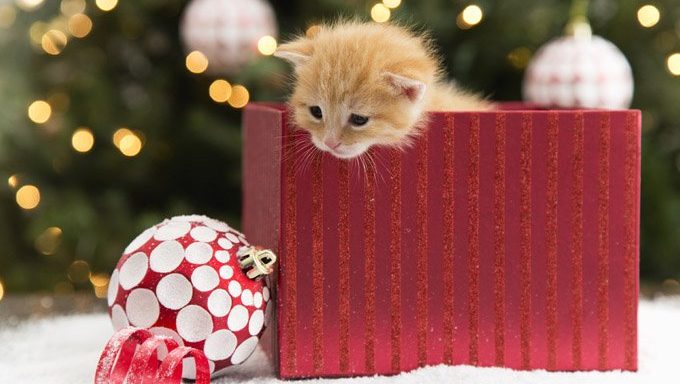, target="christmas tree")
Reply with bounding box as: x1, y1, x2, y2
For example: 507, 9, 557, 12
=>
0, 0, 679, 296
